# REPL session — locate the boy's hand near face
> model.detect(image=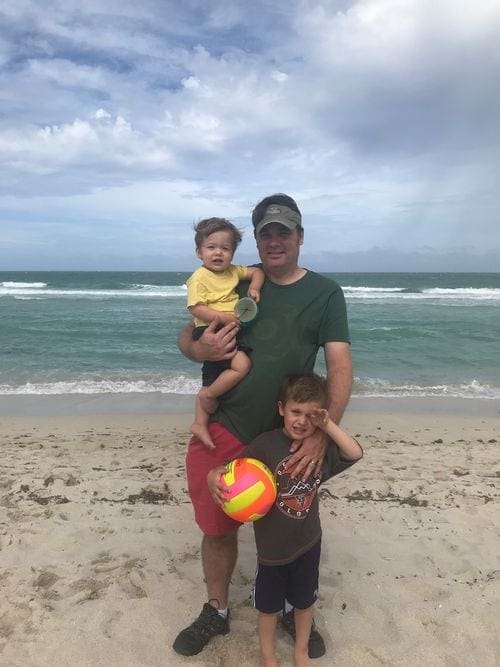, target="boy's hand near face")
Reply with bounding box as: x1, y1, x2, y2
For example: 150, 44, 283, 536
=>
308, 407, 330, 430
288, 406, 363, 479
312, 410, 364, 463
